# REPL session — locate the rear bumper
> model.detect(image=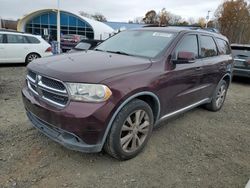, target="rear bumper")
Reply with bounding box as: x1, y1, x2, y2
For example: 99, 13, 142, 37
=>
233, 68, 250, 78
